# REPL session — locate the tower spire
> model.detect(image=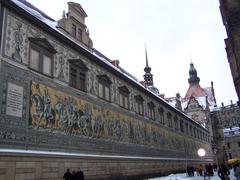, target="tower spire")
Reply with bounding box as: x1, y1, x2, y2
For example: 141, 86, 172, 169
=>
145, 44, 149, 67
143, 44, 153, 86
